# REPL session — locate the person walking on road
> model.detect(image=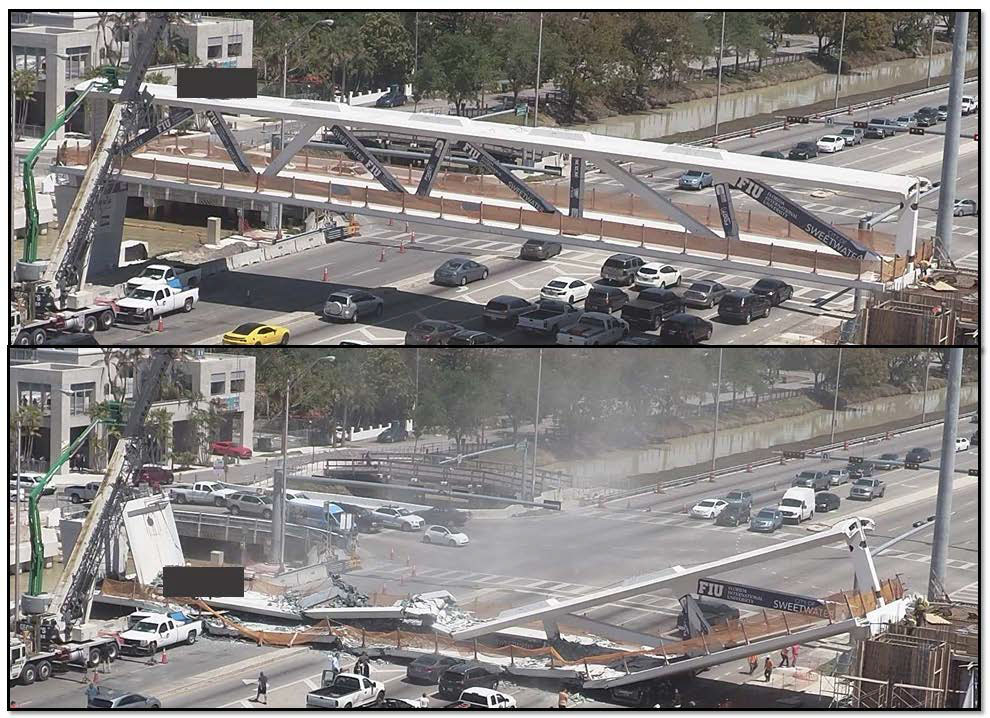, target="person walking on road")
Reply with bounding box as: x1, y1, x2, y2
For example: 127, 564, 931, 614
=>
764, 657, 774, 683
557, 688, 569, 709
255, 671, 268, 704
418, 693, 431, 709
747, 655, 758, 675
791, 644, 799, 667
327, 651, 341, 680
779, 647, 790, 667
